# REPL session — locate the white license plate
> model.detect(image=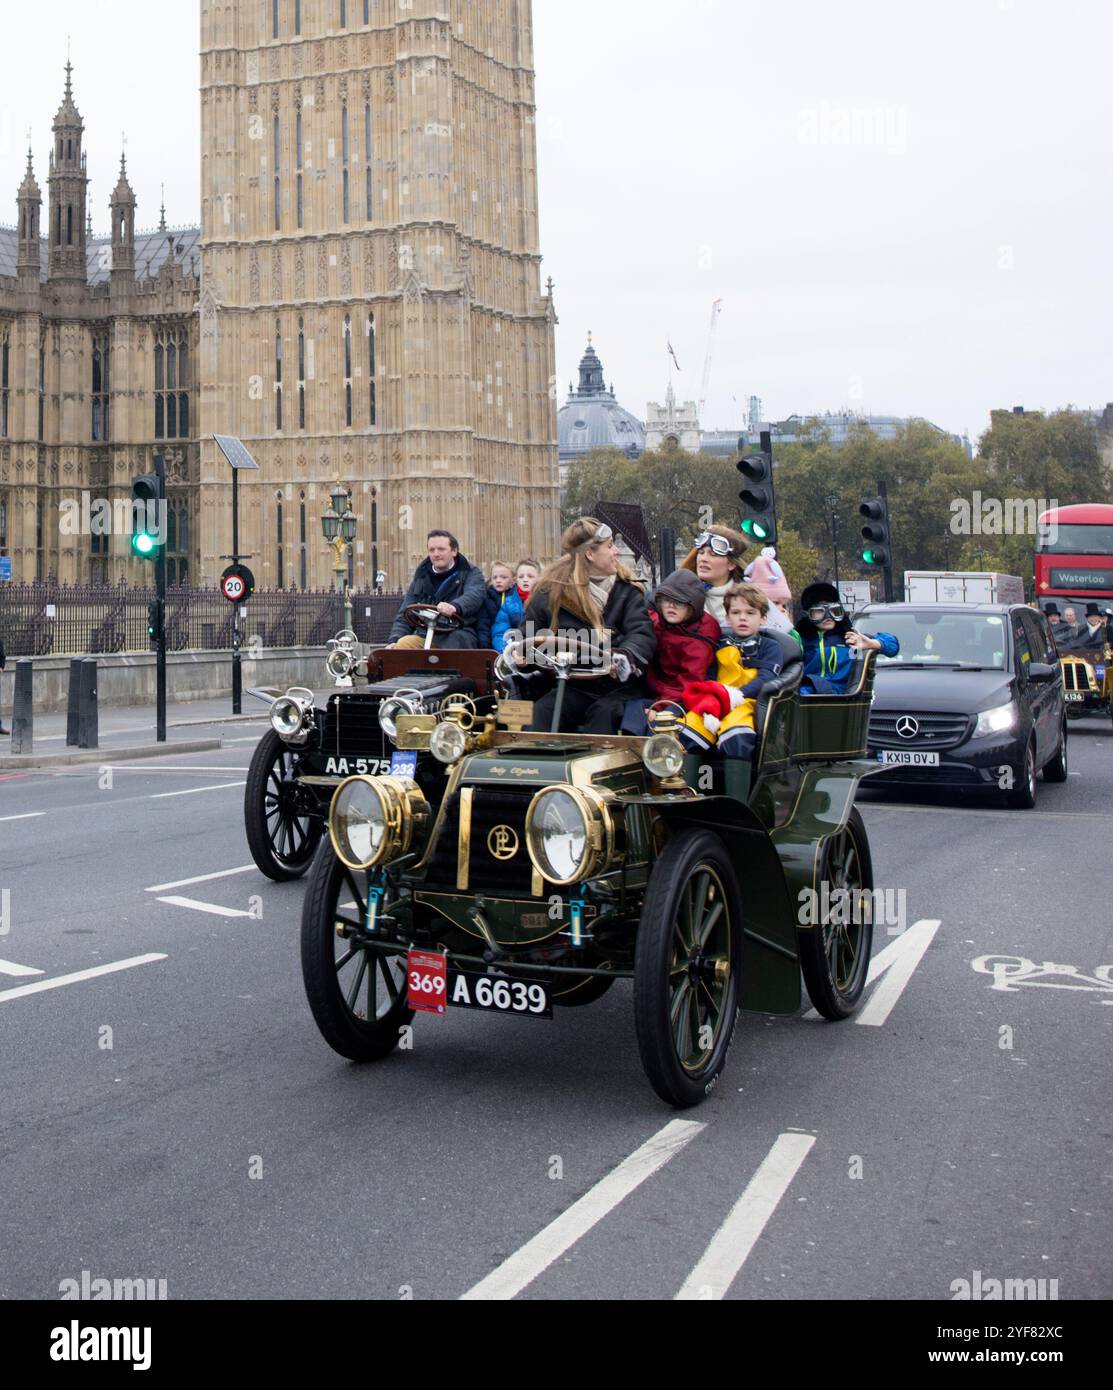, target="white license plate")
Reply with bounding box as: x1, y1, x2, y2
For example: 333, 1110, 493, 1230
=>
1065, 693, 1086, 703
878, 750, 940, 767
